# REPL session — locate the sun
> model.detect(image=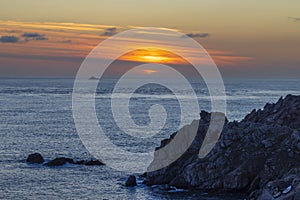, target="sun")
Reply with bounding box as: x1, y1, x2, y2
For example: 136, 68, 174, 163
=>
119, 48, 187, 64
139, 55, 168, 63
